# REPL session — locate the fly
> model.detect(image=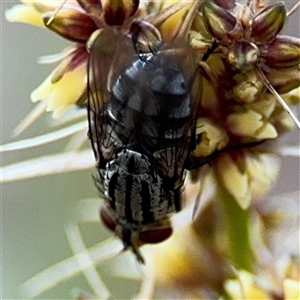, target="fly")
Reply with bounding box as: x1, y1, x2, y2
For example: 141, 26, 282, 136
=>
87, 22, 203, 262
